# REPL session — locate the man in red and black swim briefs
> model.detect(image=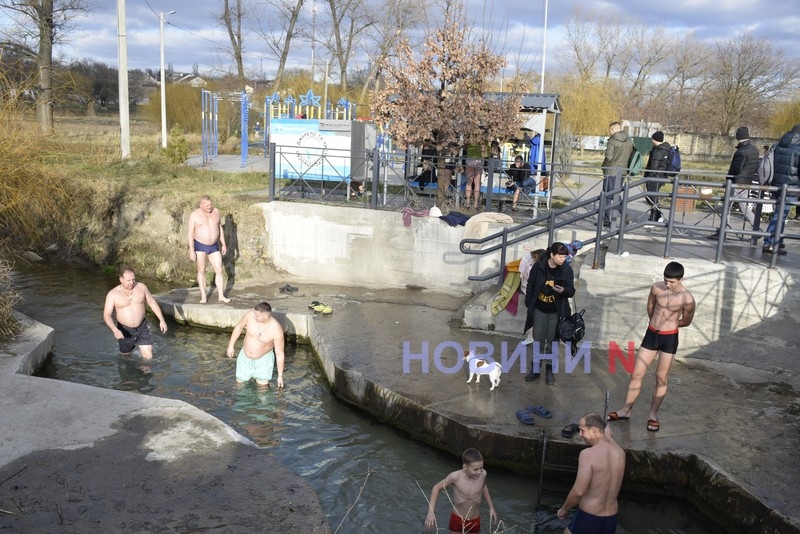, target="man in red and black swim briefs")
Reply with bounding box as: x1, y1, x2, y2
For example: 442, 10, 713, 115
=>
606, 261, 696, 432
